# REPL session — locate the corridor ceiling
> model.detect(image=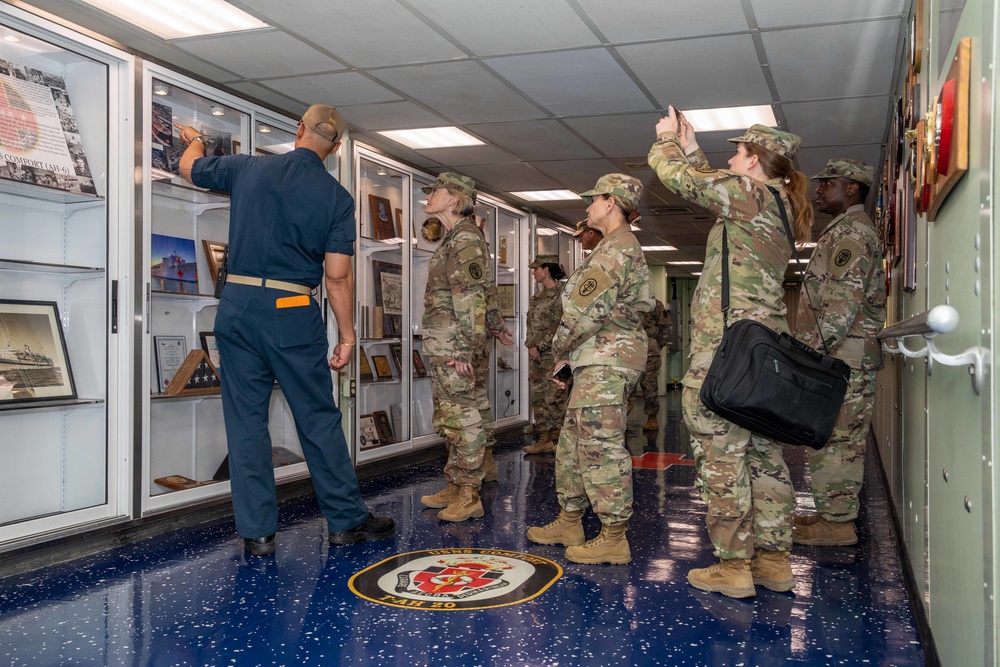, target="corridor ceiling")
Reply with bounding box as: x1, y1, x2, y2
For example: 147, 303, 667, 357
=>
19, 0, 908, 275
